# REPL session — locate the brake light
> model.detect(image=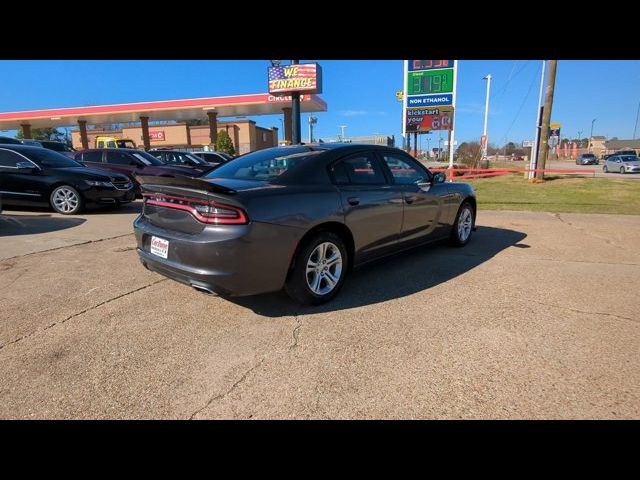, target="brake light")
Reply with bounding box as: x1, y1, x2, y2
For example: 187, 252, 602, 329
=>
143, 193, 248, 225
